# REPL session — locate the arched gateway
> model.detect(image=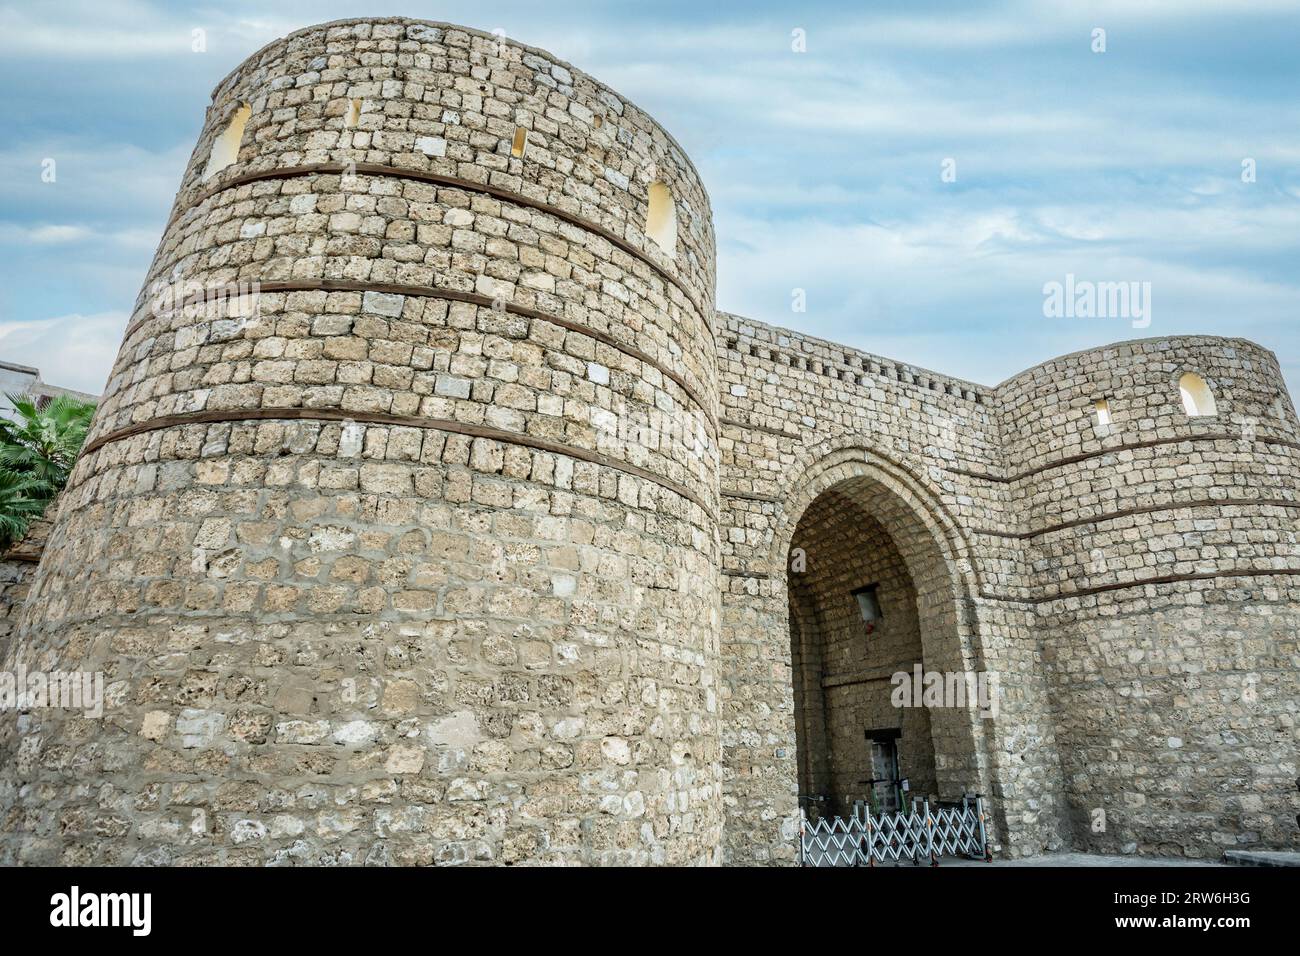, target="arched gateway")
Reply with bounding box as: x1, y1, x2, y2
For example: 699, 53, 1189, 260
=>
718, 445, 1019, 863
781, 455, 990, 822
